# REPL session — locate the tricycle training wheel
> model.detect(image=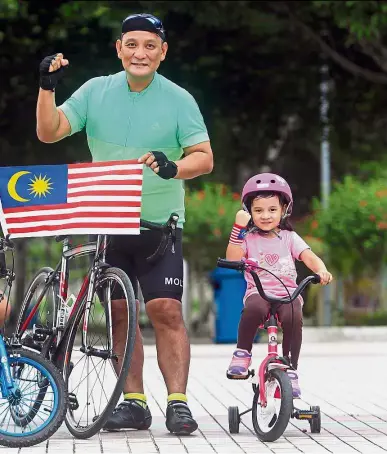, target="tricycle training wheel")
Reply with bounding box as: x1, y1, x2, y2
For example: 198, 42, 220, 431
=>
309, 406, 321, 433
228, 406, 240, 434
